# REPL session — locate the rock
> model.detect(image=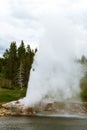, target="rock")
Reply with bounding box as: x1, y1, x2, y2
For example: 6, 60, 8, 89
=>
2, 100, 36, 116
0, 107, 11, 116
23, 107, 36, 115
